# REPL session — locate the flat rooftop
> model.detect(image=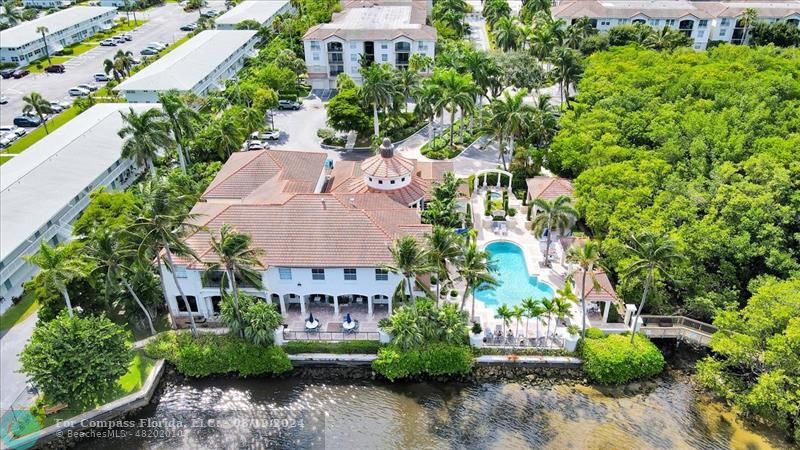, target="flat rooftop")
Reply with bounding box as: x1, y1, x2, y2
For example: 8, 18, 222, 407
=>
304, 4, 435, 40
0, 6, 117, 48
215, 0, 290, 26
0, 104, 159, 262
114, 30, 257, 92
